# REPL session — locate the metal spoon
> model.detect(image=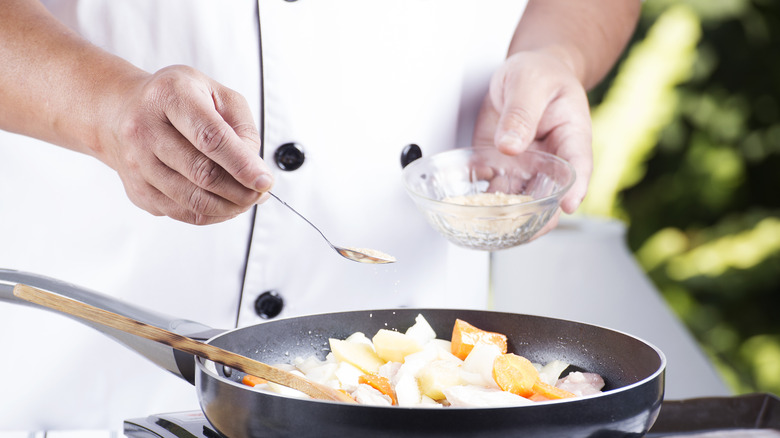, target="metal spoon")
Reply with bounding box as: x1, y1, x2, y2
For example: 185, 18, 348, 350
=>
267, 192, 396, 264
